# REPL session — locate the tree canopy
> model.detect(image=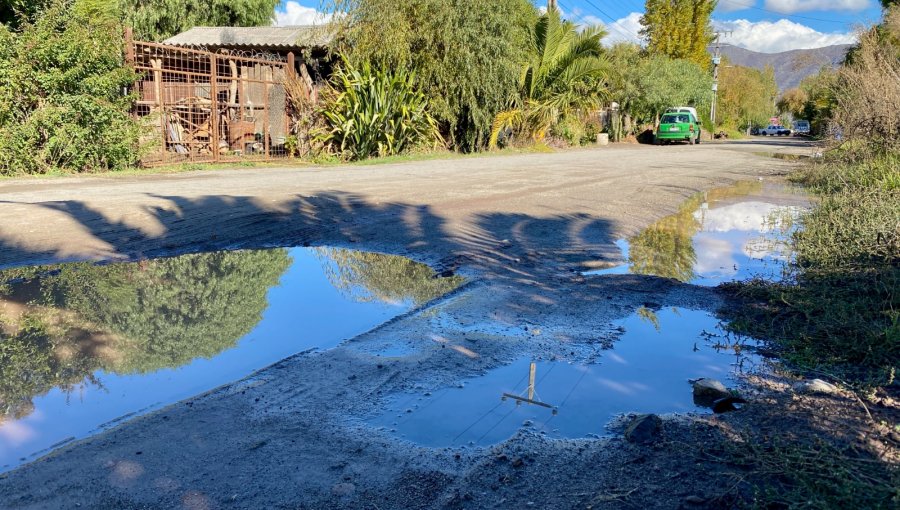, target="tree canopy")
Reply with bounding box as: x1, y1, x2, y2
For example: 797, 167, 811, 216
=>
640, 0, 717, 70
123, 0, 280, 41
633, 54, 712, 123
717, 64, 777, 128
